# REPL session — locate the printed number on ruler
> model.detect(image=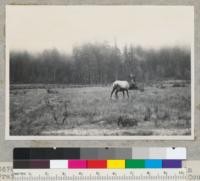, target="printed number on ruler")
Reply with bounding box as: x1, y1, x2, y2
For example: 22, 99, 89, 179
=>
0, 162, 13, 181
13, 168, 187, 181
